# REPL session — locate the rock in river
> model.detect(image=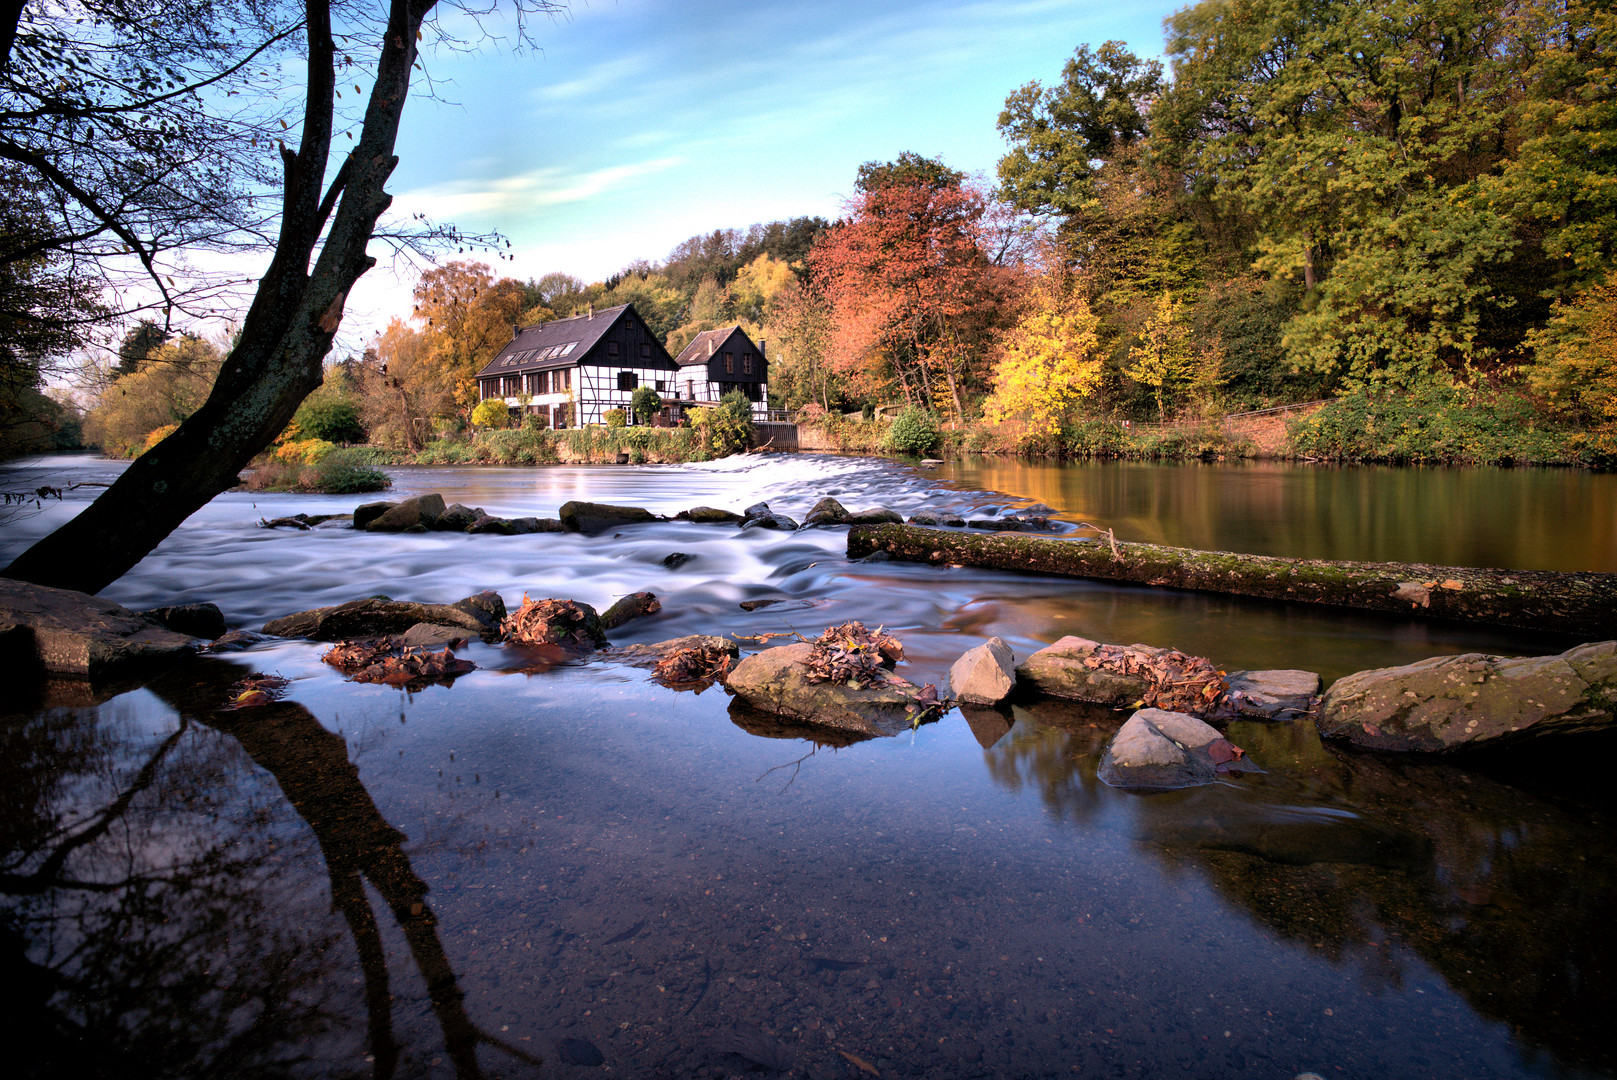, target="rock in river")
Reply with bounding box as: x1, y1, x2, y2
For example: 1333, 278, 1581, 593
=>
0, 578, 196, 678
262, 590, 506, 642
364, 493, 445, 532
558, 501, 657, 533
724, 641, 935, 738
1098, 708, 1250, 789
1317, 640, 1617, 751
1015, 636, 1154, 706
949, 636, 1017, 705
